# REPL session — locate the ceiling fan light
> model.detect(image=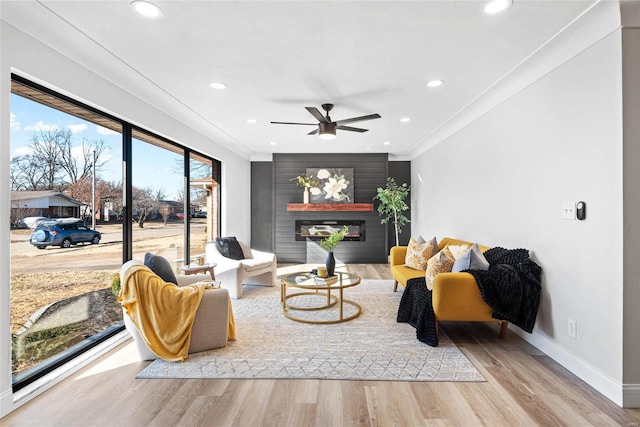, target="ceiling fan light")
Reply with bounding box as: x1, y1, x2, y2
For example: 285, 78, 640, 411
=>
319, 133, 336, 141
318, 122, 336, 140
